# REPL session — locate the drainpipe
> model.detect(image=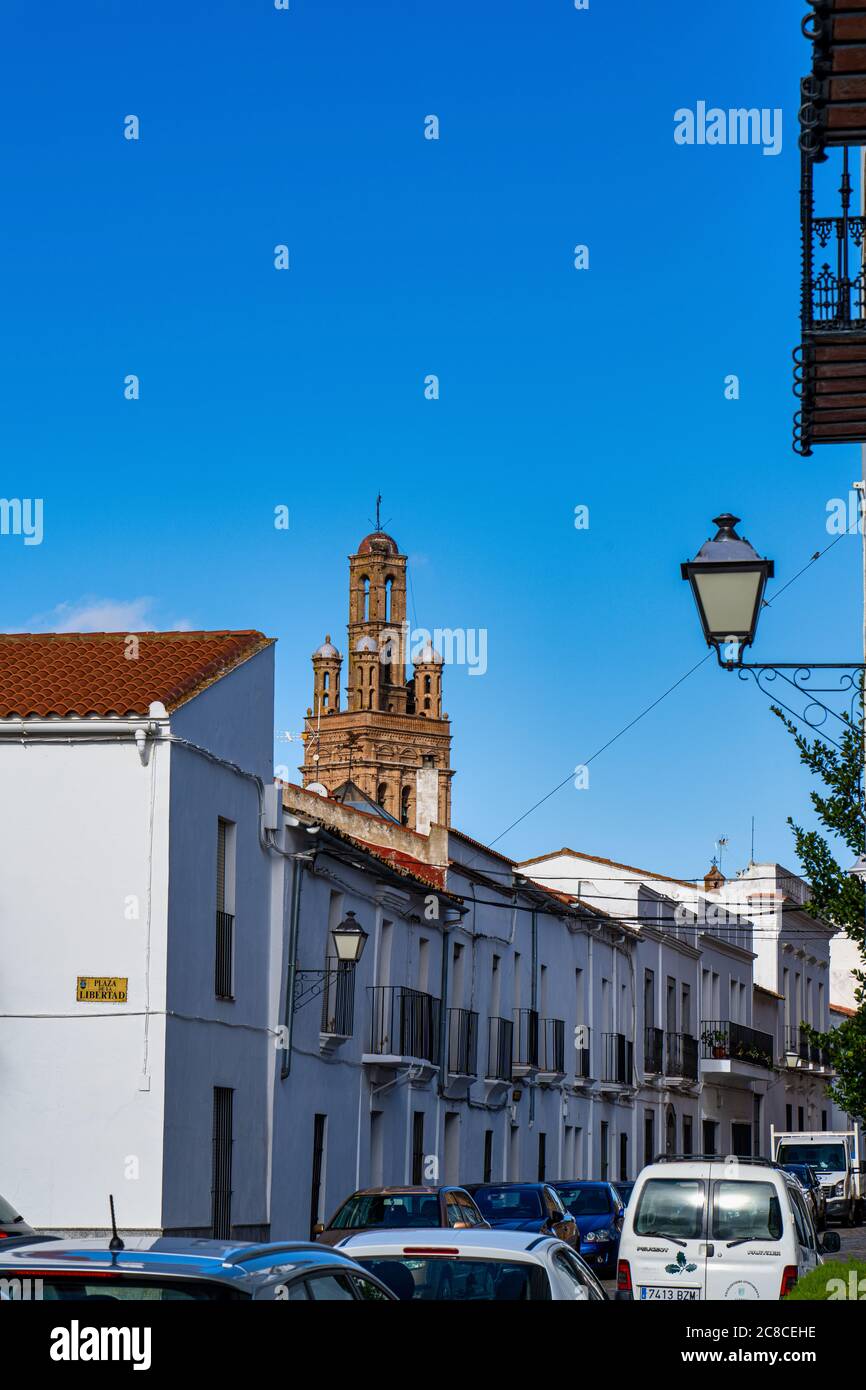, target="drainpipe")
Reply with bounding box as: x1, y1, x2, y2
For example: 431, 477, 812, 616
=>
281, 853, 312, 1080
530, 906, 538, 1129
